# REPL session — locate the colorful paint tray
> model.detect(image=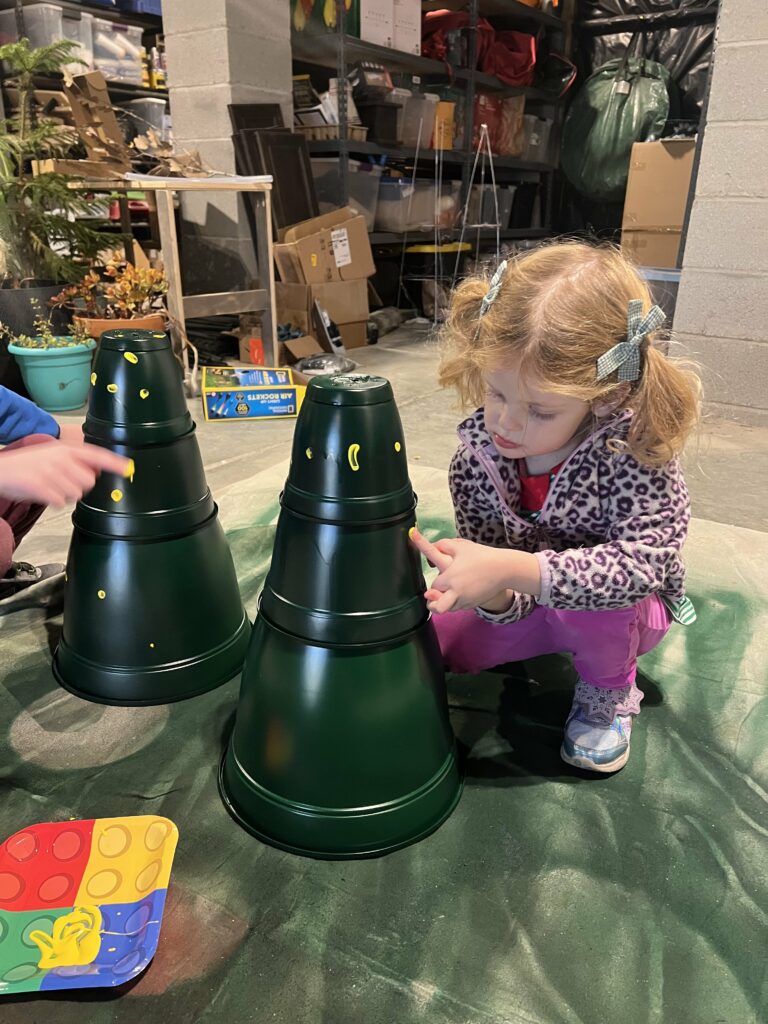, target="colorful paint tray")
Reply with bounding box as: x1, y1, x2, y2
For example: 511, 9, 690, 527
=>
0, 815, 178, 996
